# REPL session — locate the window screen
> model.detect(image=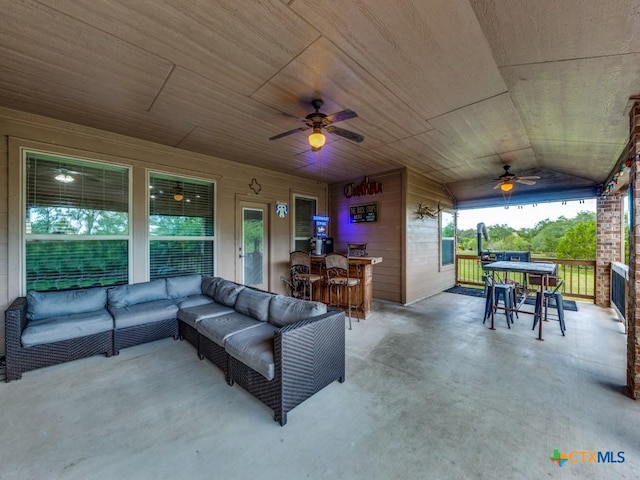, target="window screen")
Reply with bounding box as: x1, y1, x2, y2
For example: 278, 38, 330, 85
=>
24, 151, 129, 291
149, 172, 215, 279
